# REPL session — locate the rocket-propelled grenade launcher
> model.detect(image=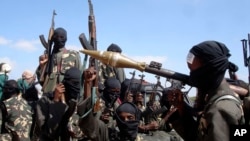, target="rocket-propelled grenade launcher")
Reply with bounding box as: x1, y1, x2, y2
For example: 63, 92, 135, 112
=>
80, 49, 191, 86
